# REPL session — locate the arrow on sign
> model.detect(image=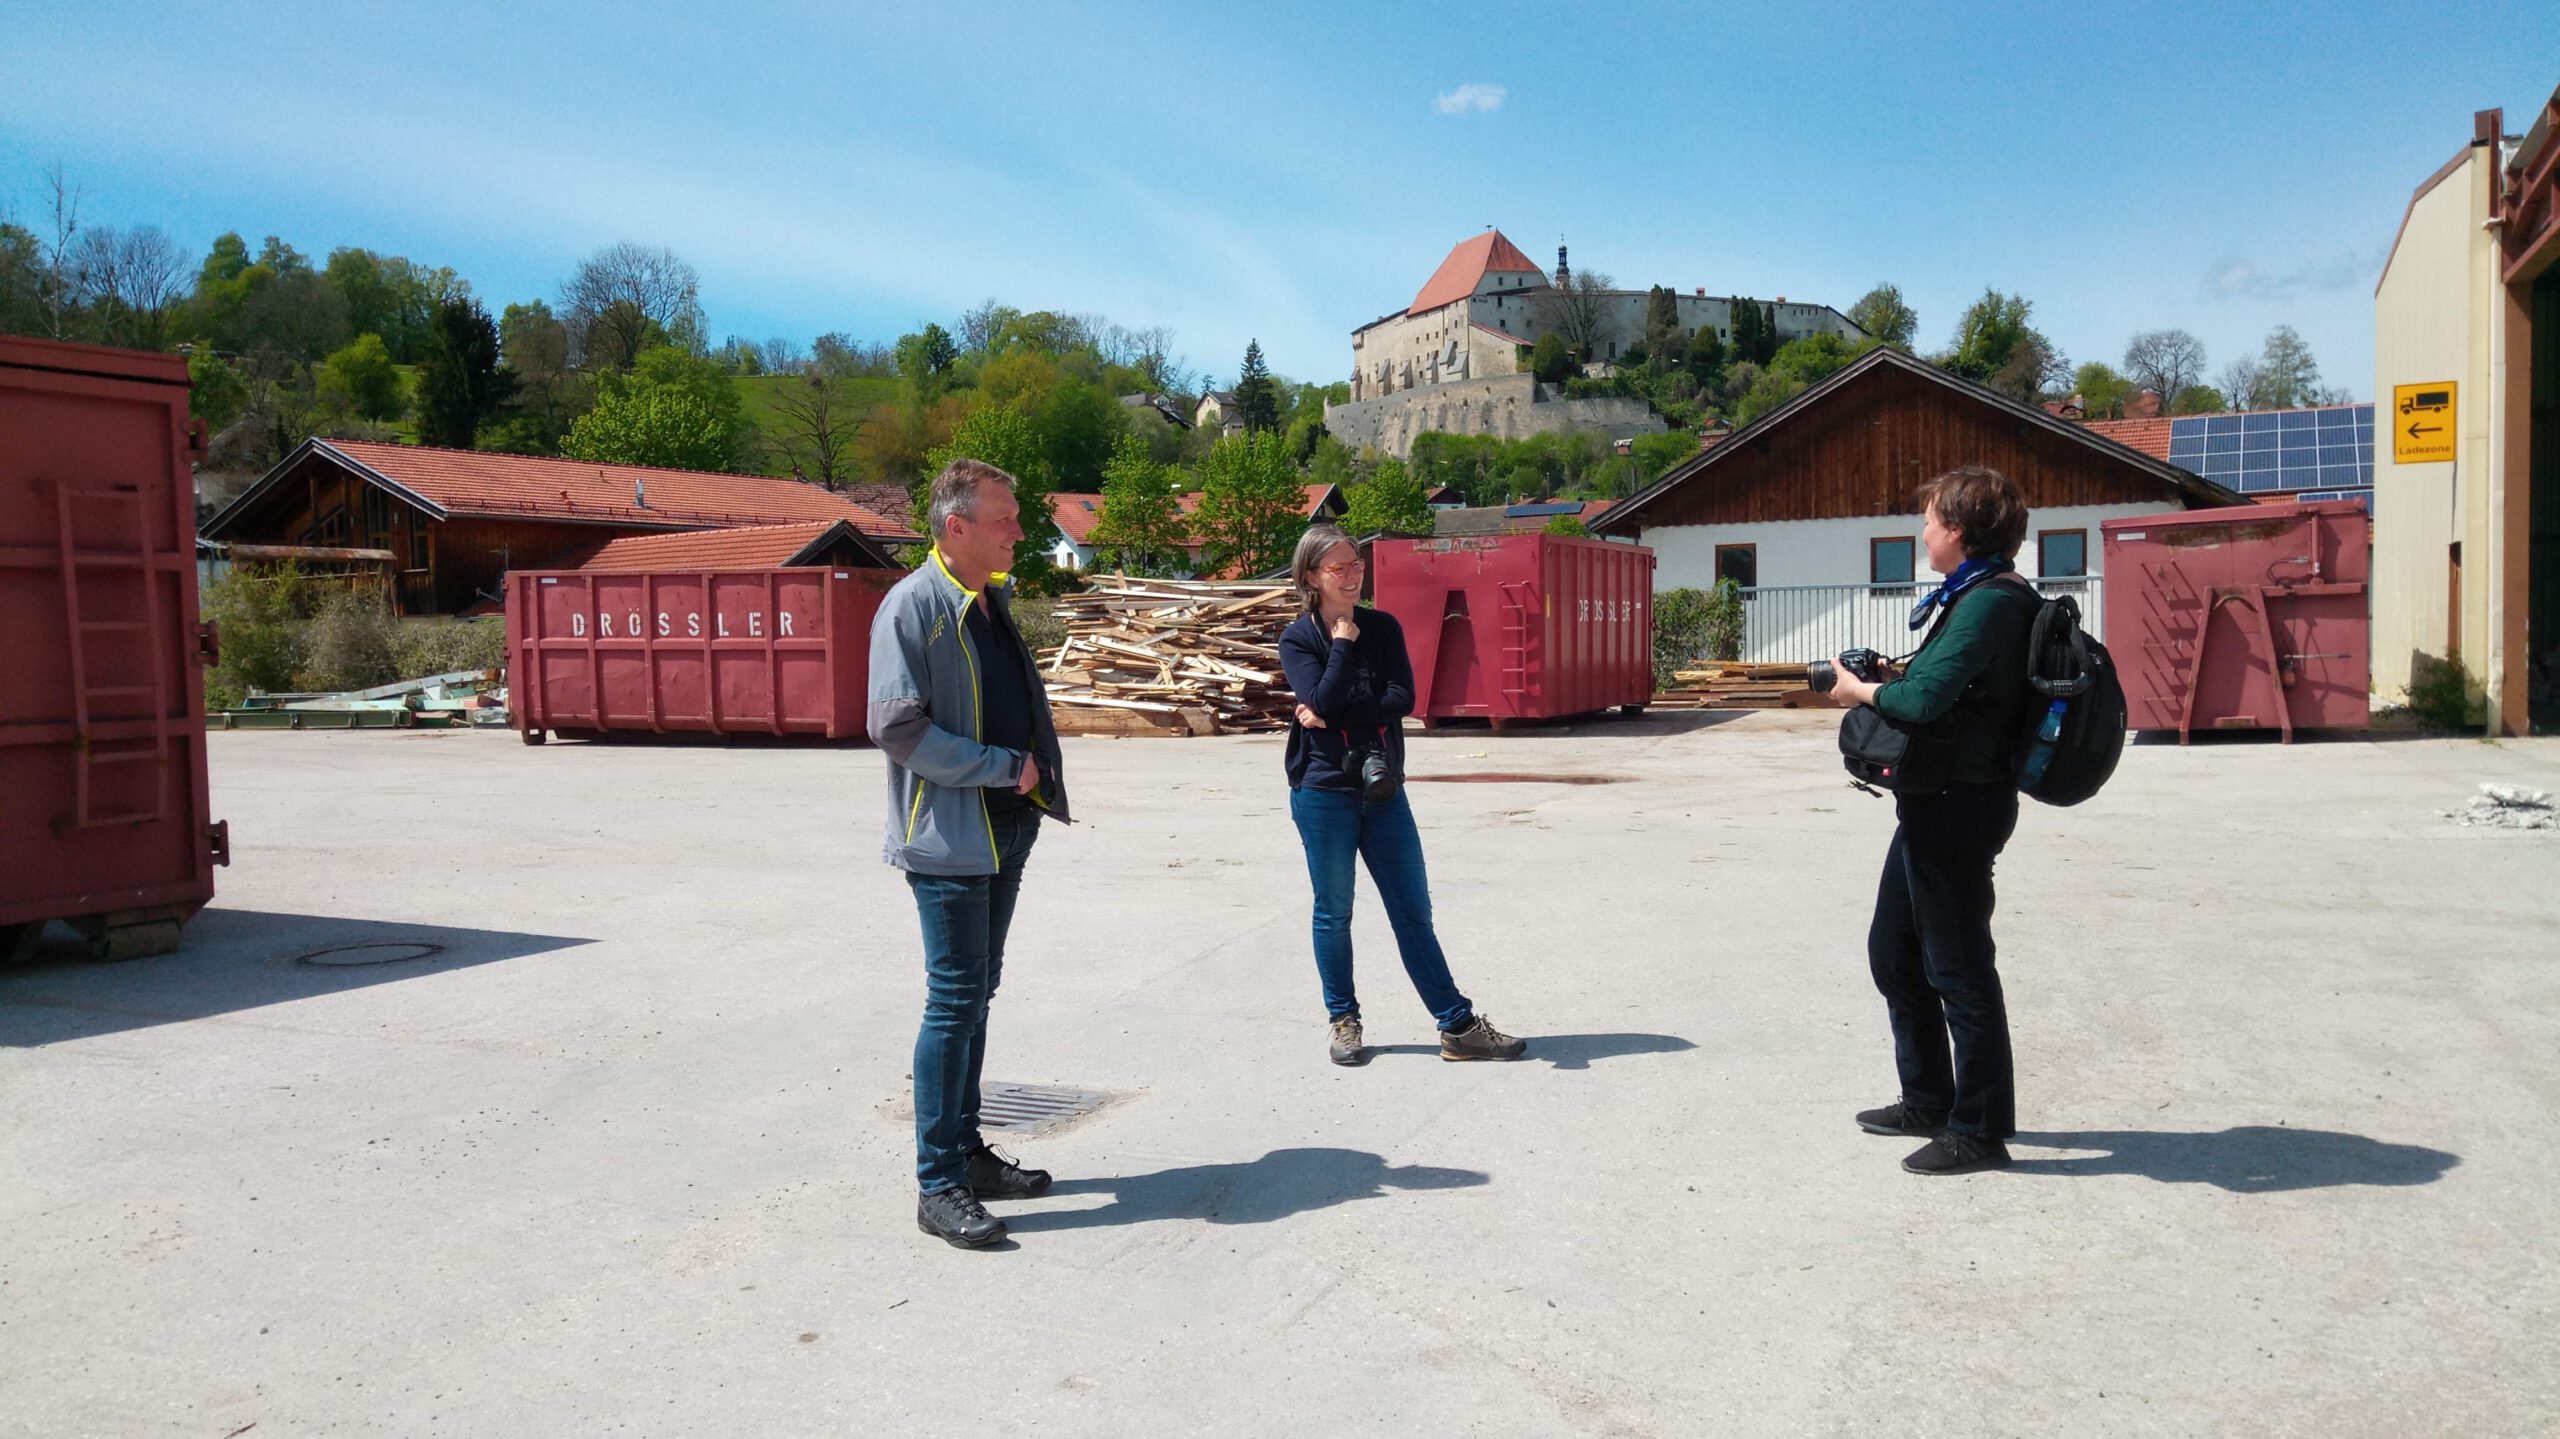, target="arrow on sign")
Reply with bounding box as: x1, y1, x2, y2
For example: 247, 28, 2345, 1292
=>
2406, 420, 2443, 439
